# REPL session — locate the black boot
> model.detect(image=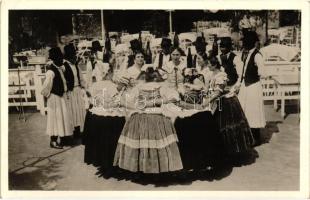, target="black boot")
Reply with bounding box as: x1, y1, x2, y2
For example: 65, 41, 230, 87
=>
73, 127, 81, 139
61, 136, 75, 147
73, 127, 82, 145
50, 136, 63, 149
81, 133, 86, 145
